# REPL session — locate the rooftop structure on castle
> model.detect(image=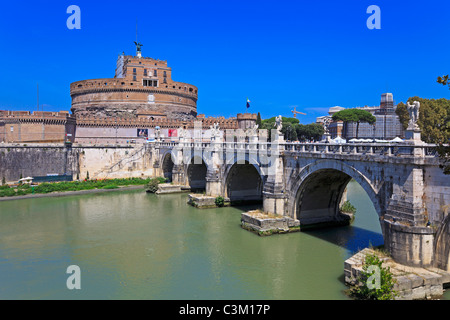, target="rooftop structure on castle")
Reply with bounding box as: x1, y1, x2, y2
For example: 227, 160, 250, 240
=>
70, 43, 198, 121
